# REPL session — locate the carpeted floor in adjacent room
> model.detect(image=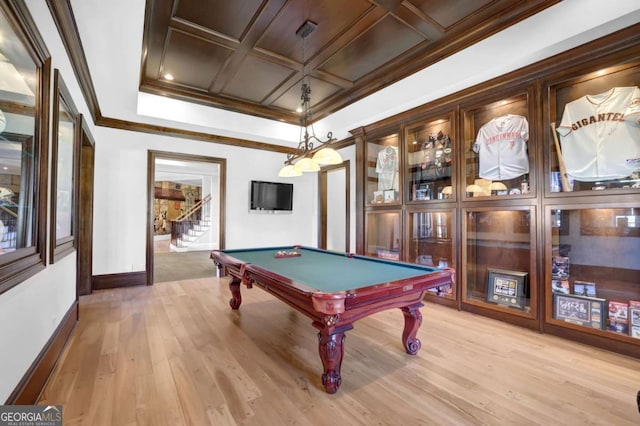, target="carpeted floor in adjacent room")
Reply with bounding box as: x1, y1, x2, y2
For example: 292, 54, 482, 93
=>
153, 250, 215, 283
